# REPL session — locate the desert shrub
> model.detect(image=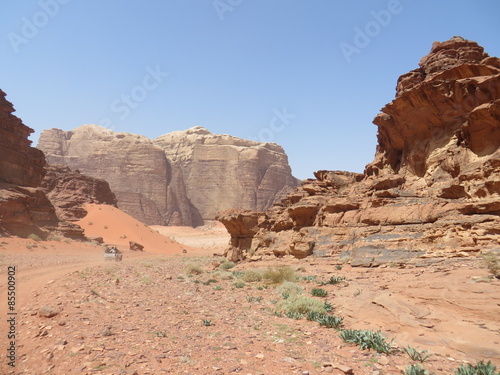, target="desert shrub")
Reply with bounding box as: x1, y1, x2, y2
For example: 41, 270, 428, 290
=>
241, 270, 262, 282
286, 311, 304, 320
402, 364, 432, 375
320, 275, 347, 285
262, 266, 297, 284
482, 253, 500, 279
219, 261, 236, 270
454, 360, 498, 375
27, 233, 42, 241
302, 275, 318, 282
339, 329, 393, 354
234, 281, 246, 288
185, 263, 203, 275
277, 294, 326, 316
317, 314, 344, 329
311, 288, 328, 297
276, 281, 304, 298
403, 346, 431, 362
47, 234, 62, 241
